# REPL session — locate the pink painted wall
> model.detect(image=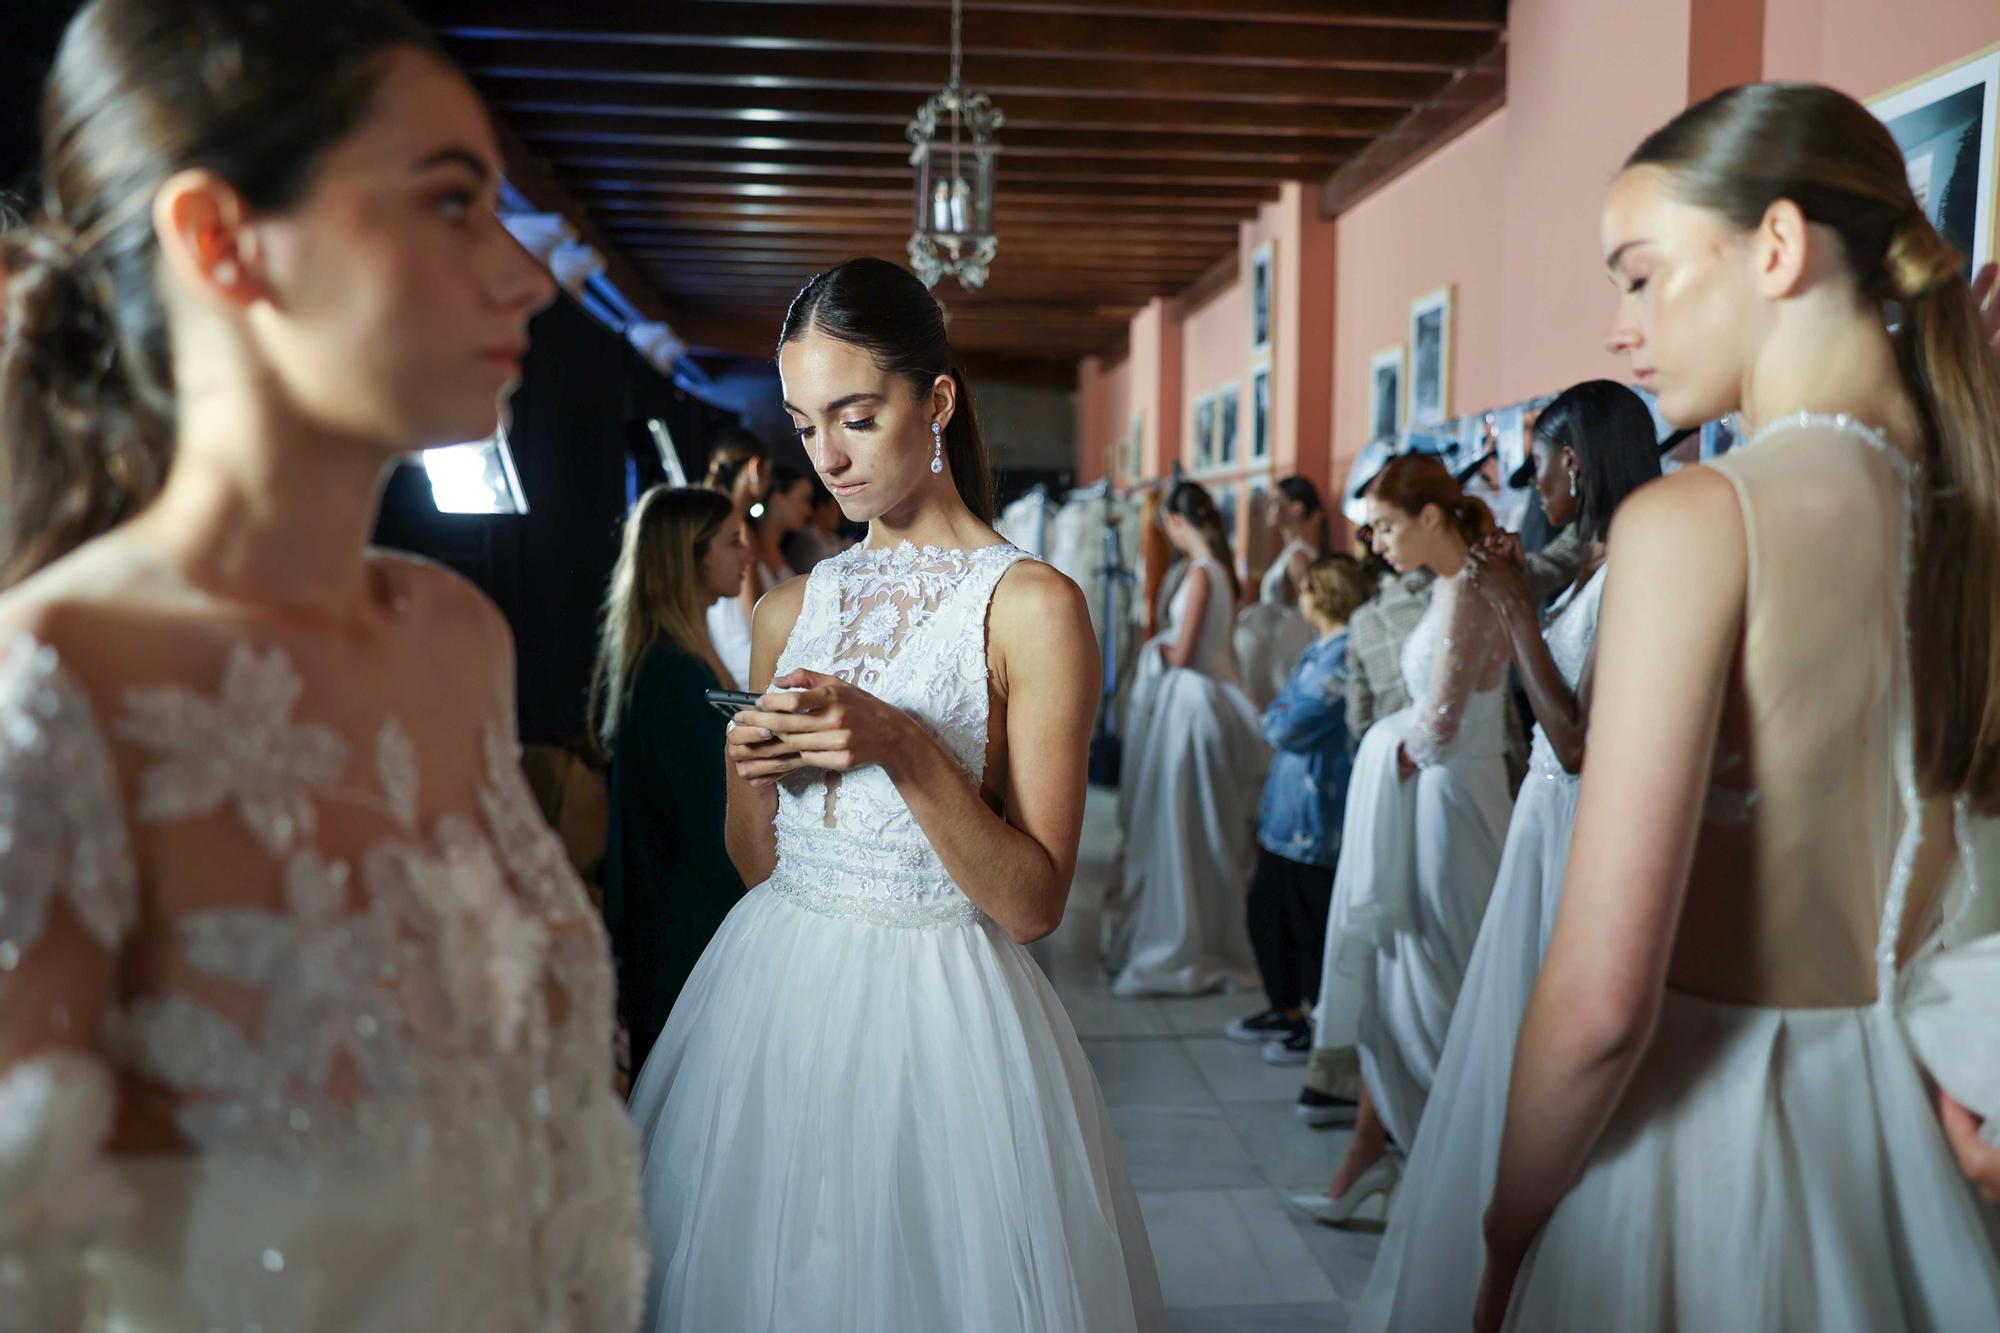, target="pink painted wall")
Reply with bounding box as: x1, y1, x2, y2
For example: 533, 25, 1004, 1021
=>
1764, 0, 1998, 96
1073, 350, 1130, 487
